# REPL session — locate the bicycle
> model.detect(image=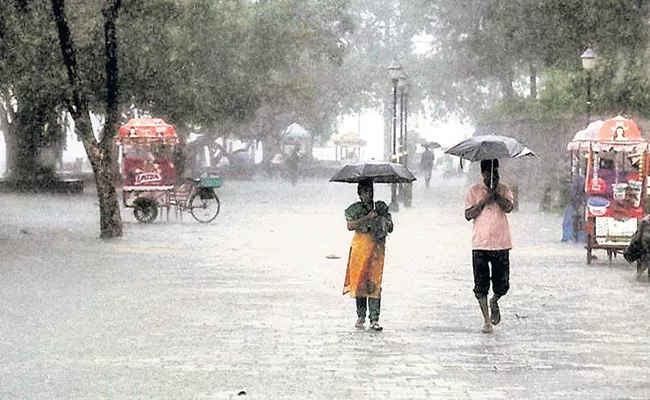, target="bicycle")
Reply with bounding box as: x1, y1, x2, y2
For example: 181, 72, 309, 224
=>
130, 176, 221, 223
